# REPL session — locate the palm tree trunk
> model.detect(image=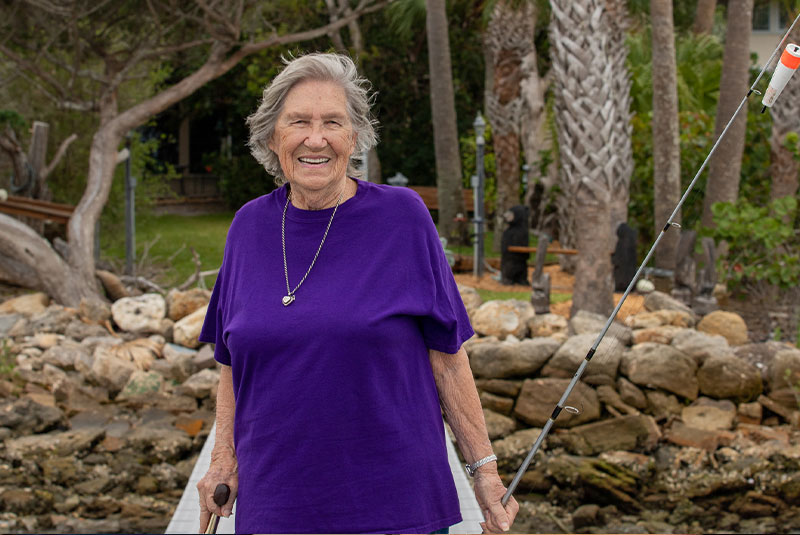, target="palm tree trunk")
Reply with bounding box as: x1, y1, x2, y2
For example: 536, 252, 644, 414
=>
769, 24, 800, 208
485, 0, 535, 252
651, 0, 681, 271
550, 0, 633, 316
701, 0, 754, 229
693, 0, 718, 35
425, 0, 466, 243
